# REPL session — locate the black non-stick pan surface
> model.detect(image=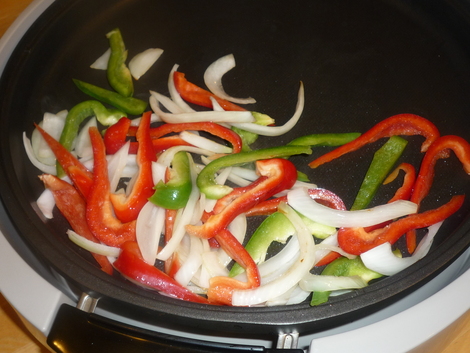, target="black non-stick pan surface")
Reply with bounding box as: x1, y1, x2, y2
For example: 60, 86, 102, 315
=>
2, 0, 470, 339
